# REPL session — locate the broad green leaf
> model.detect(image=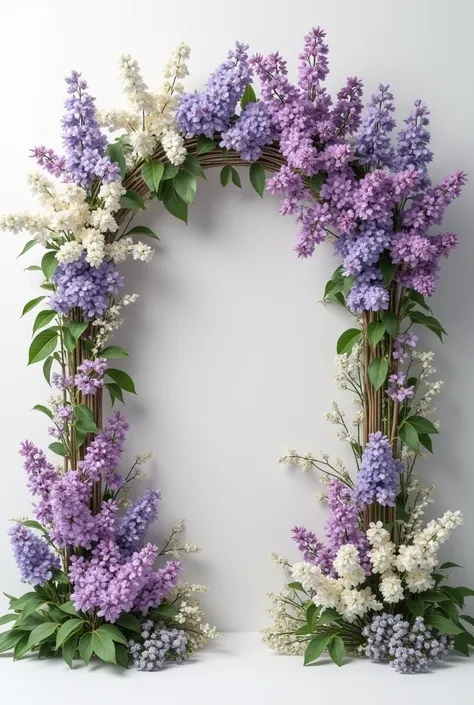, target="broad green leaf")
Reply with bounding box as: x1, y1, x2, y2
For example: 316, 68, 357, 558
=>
22, 296, 46, 317
33, 309, 56, 334
440, 562, 462, 570
13, 633, 31, 660
20, 595, 47, 619
14, 613, 44, 632
74, 404, 99, 434
317, 608, 342, 627
43, 356, 54, 385
25, 265, 42, 272
460, 614, 474, 628
408, 290, 431, 311
154, 603, 180, 618
48, 442, 68, 457
115, 643, 130, 669
51, 569, 69, 584
40, 283, 55, 292
422, 590, 450, 603
303, 633, 333, 665
119, 190, 145, 210
336, 328, 361, 355
79, 633, 93, 664
249, 162, 265, 198
106, 142, 126, 178
56, 618, 84, 649
196, 135, 217, 155
399, 423, 419, 451
8, 592, 36, 611
368, 357, 389, 391
407, 600, 425, 617
105, 368, 136, 394
95, 624, 127, 645
306, 603, 317, 629
106, 382, 124, 406
125, 226, 159, 240
174, 171, 197, 204
162, 181, 188, 223
62, 634, 79, 669
62, 326, 76, 353
41, 252, 58, 280
379, 251, 396, 286
17, 239, 37, 258
162, 164, 179, 180
28, 328, 58, 365
406, 415, 438, 435
328, 635, 345, 666
367, 321, 385, 348
309, 173, 325, 193
142, 160, 165, 193
458, 587, 474, 598
453, 633, 471, 656
21, 520, 49, 537
409, 311, 446, 341
441, 587, 464, 608
418, 433, 433, 453
424, 613, 463, 635
100, 345, 129, 359
27, 622, 58, 648
230, 166, 242, 188
382, 312, 398, 338
287, 582, 305, 593
91, 630, 116, 664
220, 165, 232, 187
58, 601, 79, 617
295, 624, 313, 635
240, 83, 257, 109
440, 600, 460, 622
32, 404, 53, 420
68, 321, 88, 342
182, 154, 206, 179
116, 613, 141, 633
0, 613, 18, 626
